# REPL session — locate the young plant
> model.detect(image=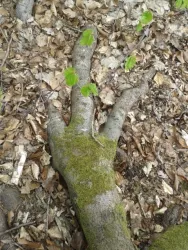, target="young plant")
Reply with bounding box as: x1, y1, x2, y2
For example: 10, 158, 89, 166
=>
80, 83, 98, 97
175, 0, 188, 8
64, 67, 79, 86
80, 29, 95, 46
124, 10, 153, 71
136, 10, 153, 32
64, 29, 98, 97
124, 55, 136, 72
